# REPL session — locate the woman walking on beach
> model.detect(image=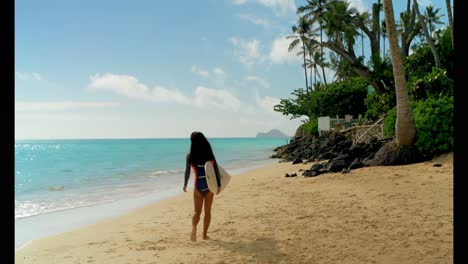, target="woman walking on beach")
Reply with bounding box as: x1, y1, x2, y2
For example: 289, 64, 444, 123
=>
183, 131, 221, 241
